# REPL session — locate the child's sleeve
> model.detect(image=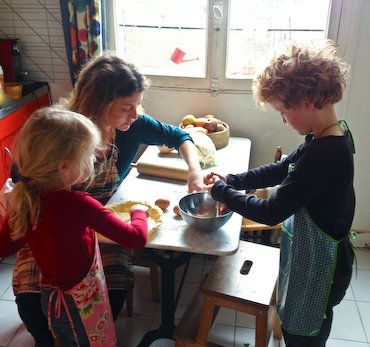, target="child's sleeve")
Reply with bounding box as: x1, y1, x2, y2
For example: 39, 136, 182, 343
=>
80, 193, 148, 249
